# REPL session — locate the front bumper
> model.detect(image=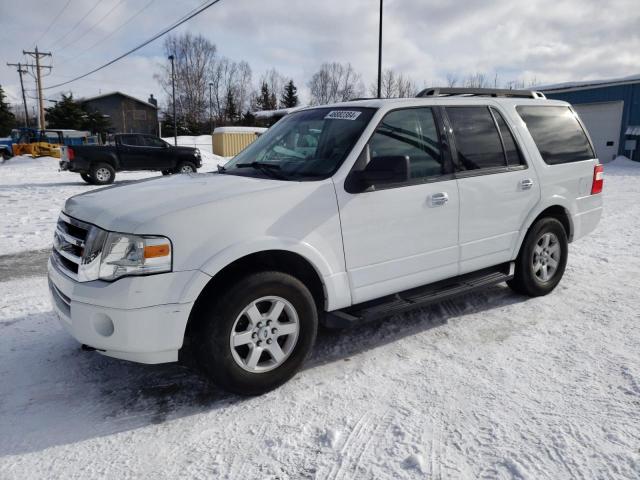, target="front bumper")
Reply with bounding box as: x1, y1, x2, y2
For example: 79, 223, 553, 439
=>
47, 257, 210, 364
